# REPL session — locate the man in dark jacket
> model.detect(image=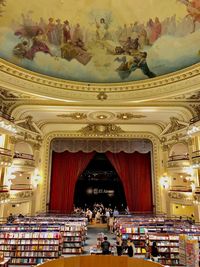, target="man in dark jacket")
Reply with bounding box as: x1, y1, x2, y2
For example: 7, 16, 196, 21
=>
101, 236, 111, 255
